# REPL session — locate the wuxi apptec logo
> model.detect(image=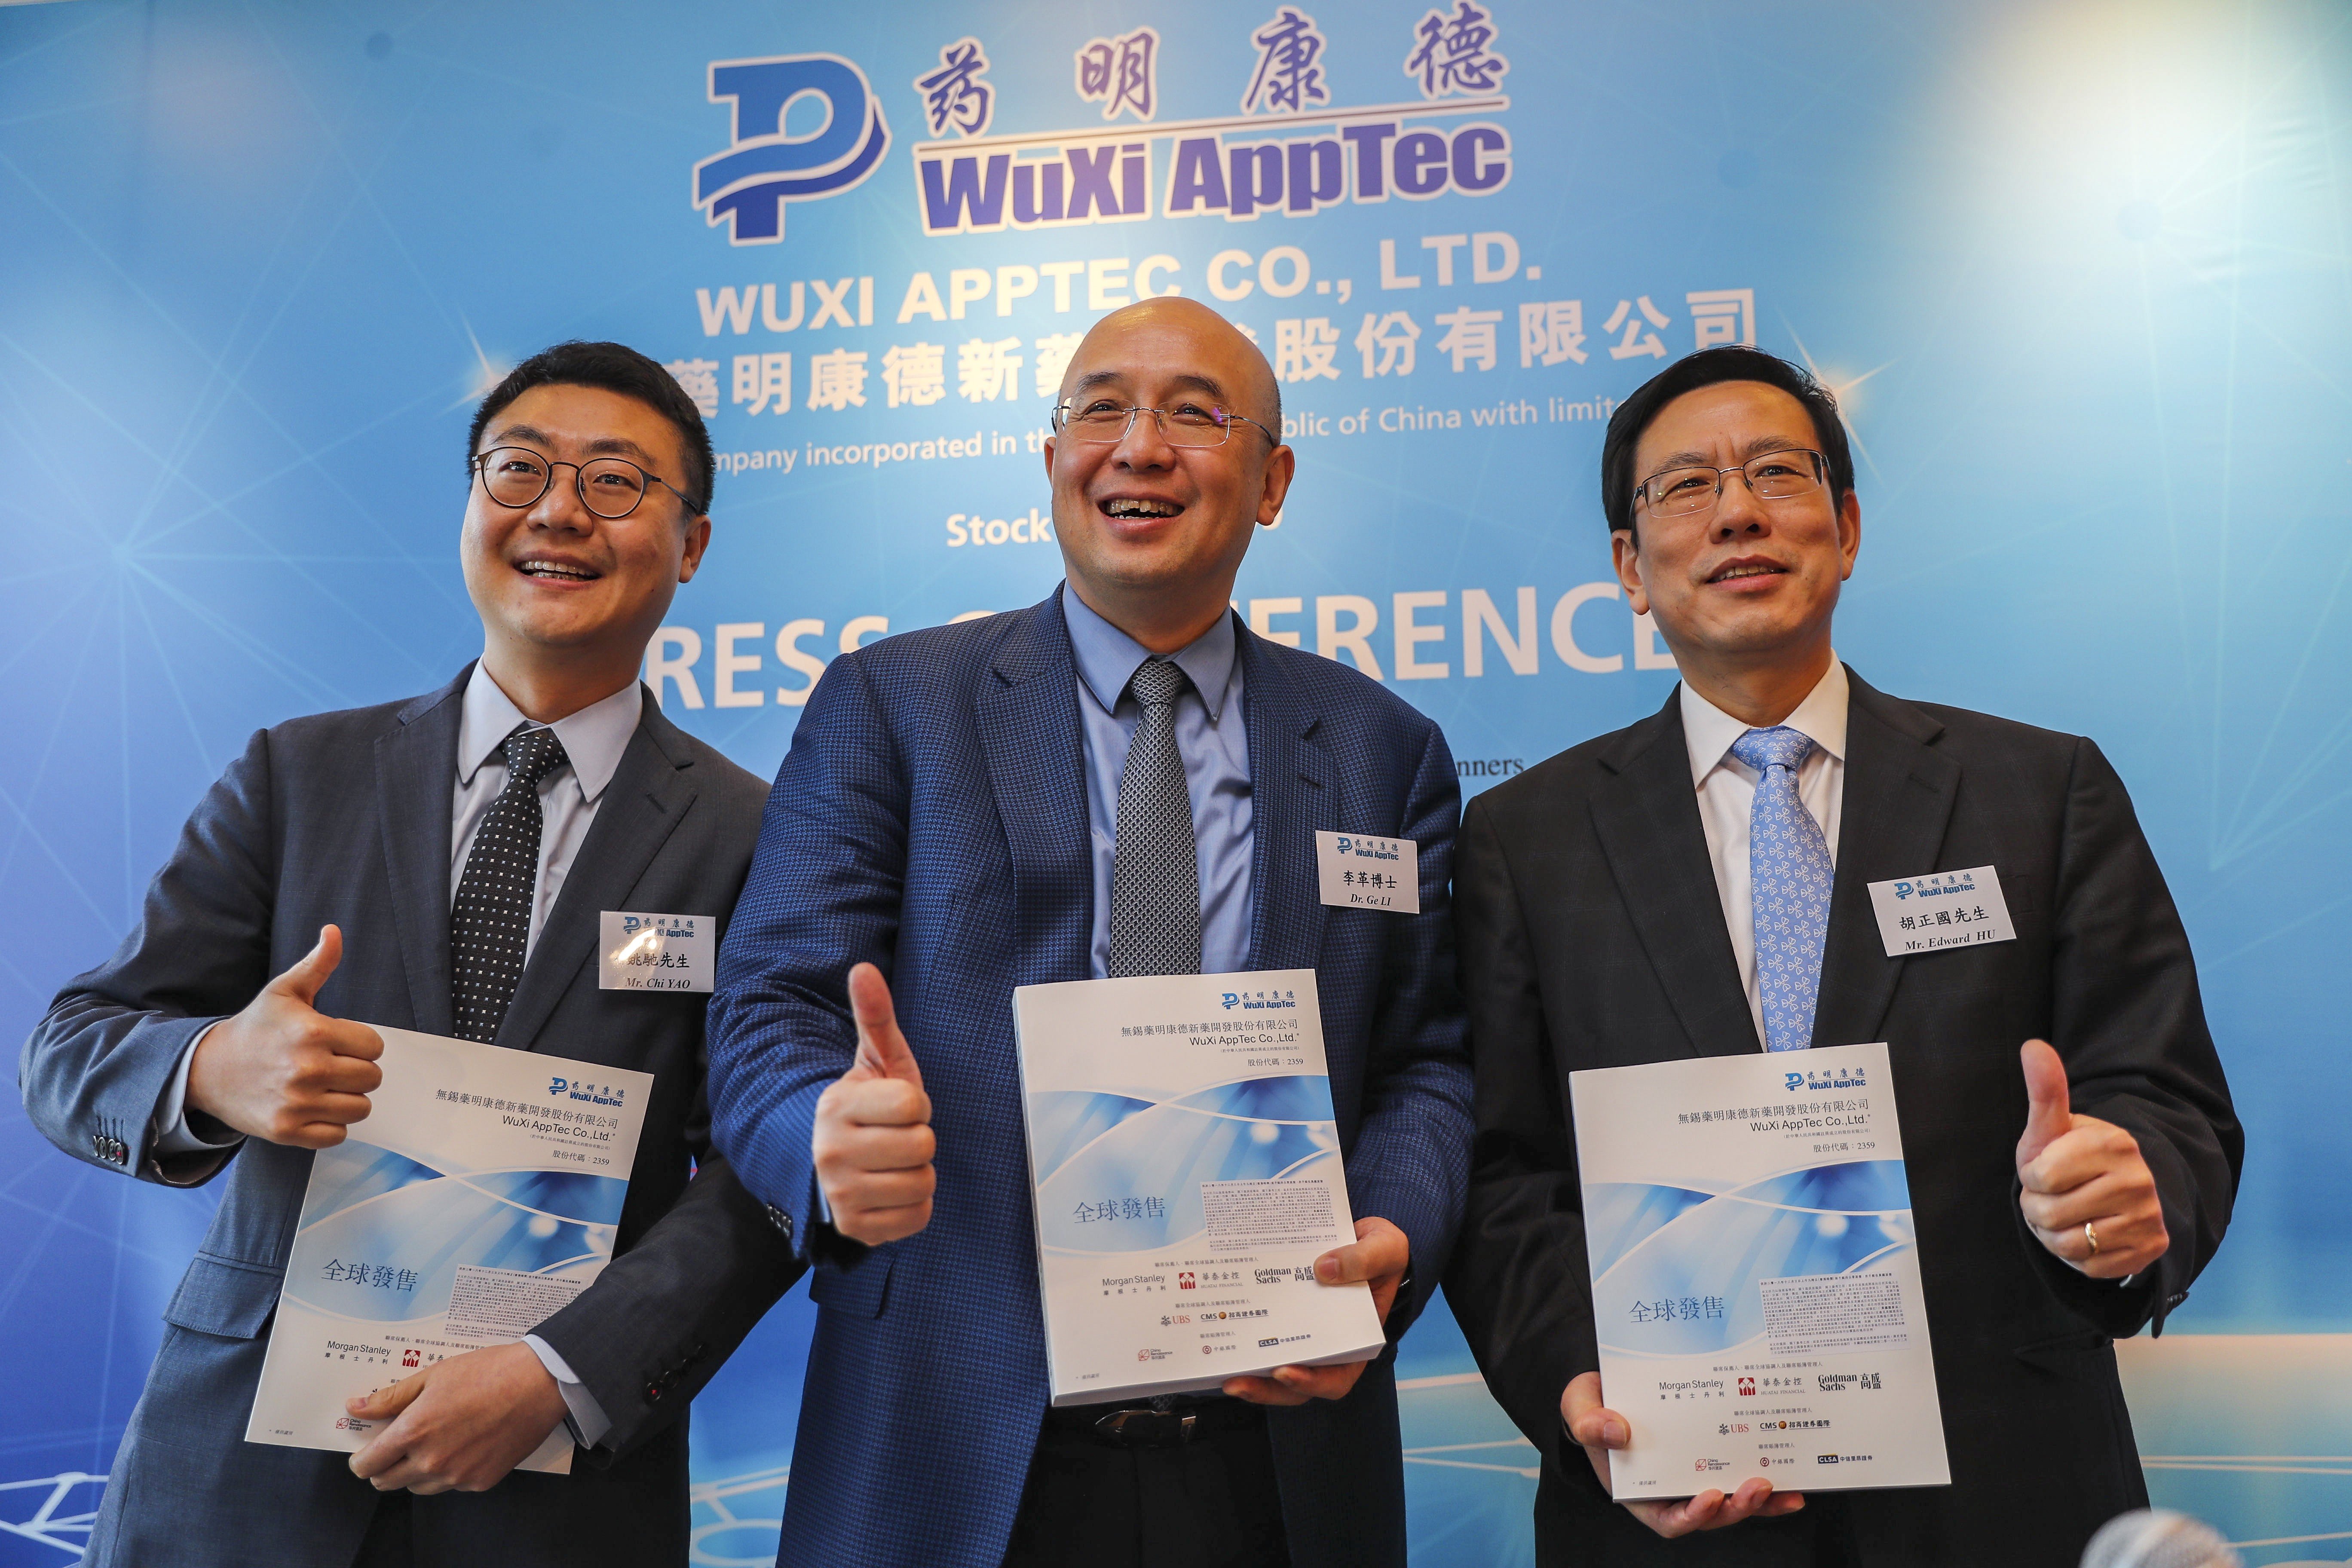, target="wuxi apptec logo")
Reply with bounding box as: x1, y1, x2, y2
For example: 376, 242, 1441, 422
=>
690, 6, 1521, 247
694, 53, 892, 245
